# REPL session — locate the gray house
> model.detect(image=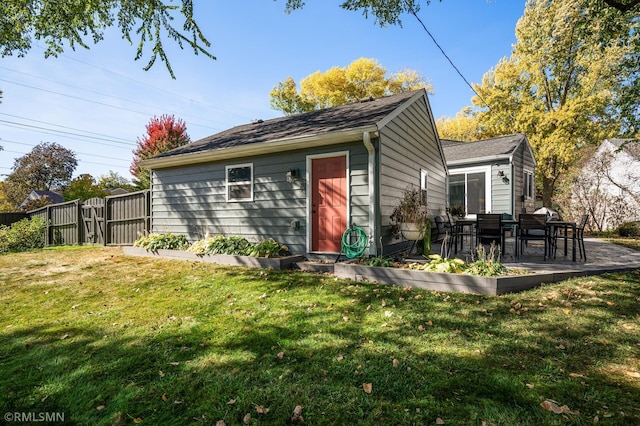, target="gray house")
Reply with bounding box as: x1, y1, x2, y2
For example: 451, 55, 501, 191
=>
141, 89, 448, 256
442, 134, 536, 218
